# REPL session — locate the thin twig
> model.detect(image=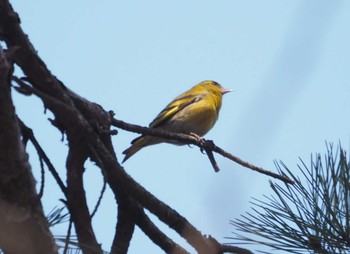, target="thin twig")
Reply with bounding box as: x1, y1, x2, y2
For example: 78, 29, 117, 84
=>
63, 218, 73, 254
207, 141, 294, 184
38, 156, 45, 198
90, 178, 107, 219
111, 118, 294, 184
18, 118, 68, 196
